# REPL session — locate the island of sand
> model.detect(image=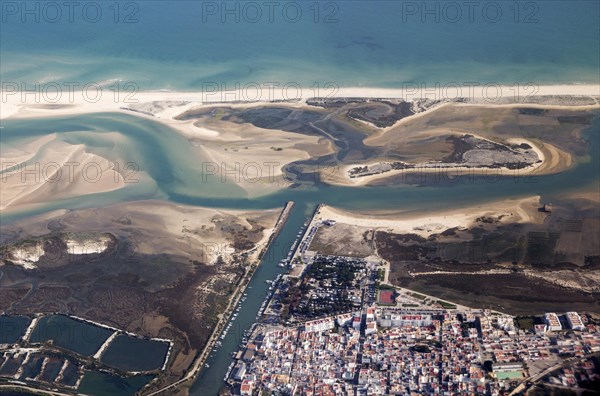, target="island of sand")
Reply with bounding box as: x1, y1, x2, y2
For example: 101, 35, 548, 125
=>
1, 134, 127, 212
